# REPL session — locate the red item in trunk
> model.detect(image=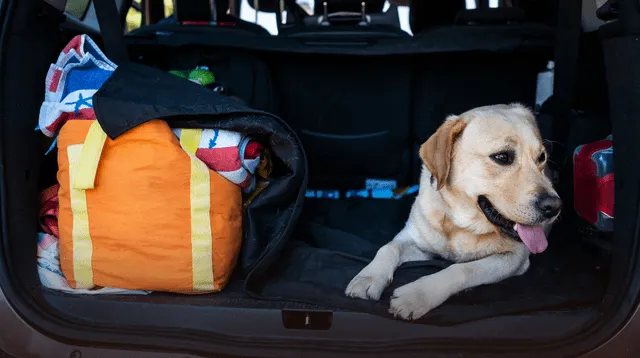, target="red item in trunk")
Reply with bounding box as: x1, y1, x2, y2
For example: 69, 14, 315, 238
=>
573, 136, 614, 232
